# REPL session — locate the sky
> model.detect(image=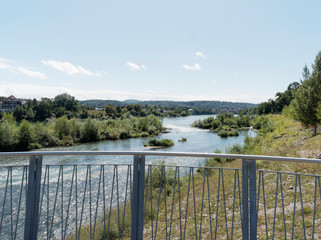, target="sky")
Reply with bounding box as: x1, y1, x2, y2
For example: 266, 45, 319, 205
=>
1, 0, 321, 104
